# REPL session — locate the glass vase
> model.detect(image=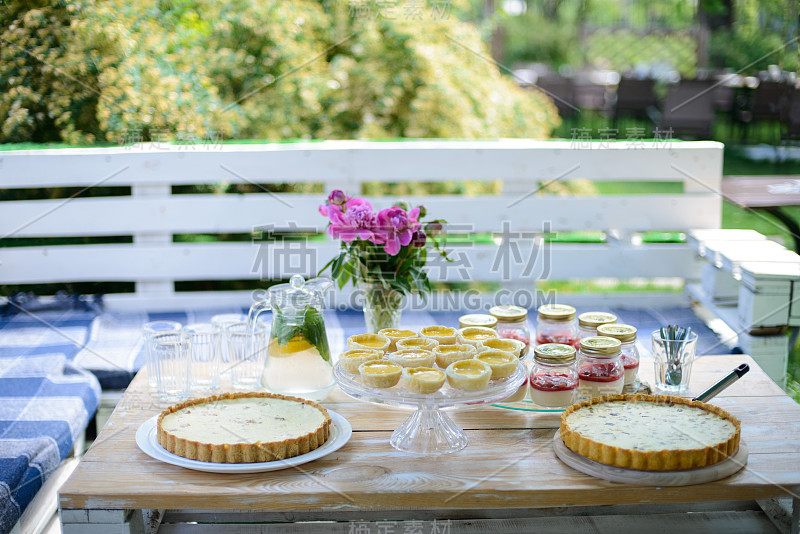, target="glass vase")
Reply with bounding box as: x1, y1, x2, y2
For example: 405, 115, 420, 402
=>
358, 281, 404, 333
